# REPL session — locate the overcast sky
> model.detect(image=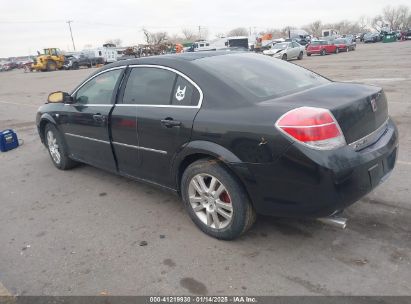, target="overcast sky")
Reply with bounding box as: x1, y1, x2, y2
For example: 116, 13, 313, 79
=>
0, 0, 407, 57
